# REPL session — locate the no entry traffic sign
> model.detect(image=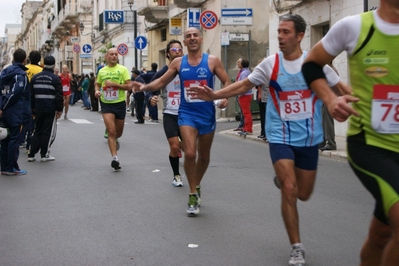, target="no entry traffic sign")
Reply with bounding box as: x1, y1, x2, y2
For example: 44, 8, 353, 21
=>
200, 10, 218, 30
